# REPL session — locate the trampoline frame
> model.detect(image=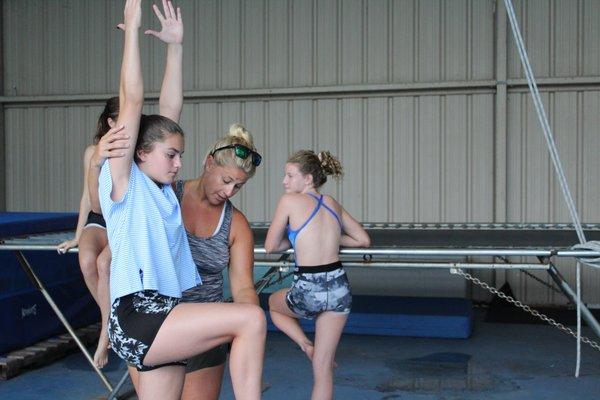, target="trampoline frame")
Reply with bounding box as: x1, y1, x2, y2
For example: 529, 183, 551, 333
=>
2, 222, 600, 398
